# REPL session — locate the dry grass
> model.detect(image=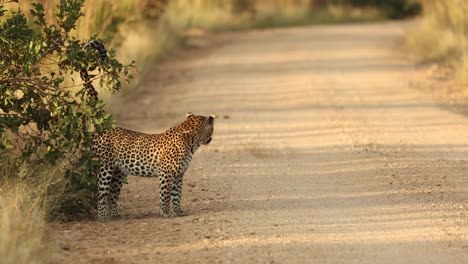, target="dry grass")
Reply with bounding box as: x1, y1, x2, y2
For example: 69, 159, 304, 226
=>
0, 177, 66, 263
405, 0, 467, 84
0, 153, 66, 264
0, 179, 47, 264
